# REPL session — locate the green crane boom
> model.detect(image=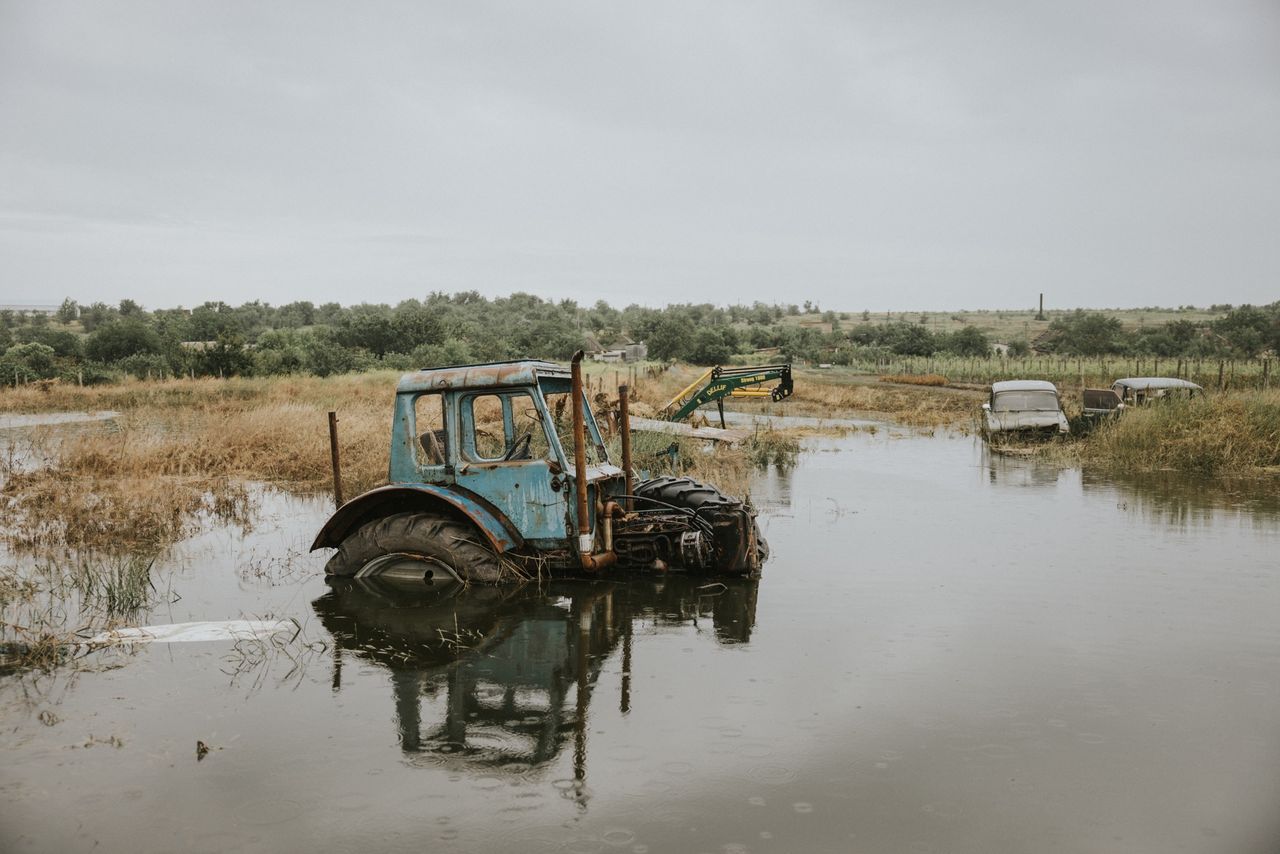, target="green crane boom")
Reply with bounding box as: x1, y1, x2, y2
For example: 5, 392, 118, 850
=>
661, 364, 794, 426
